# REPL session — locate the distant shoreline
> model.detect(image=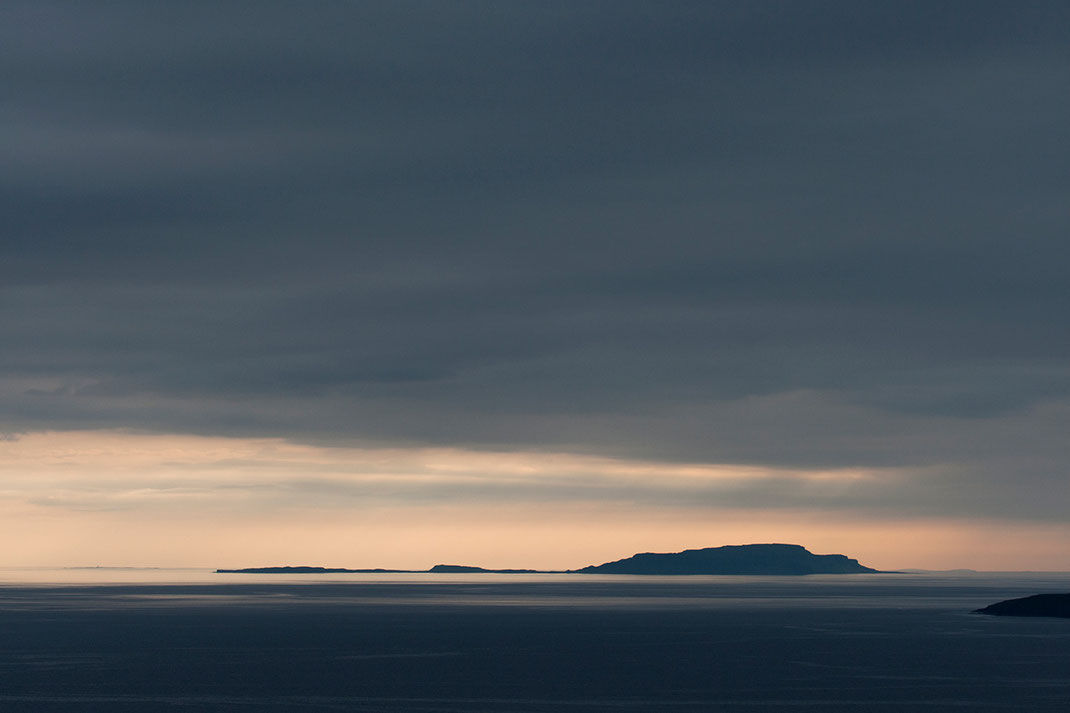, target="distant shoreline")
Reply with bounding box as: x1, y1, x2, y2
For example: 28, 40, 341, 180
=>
217, 544, 888, 576
215, 565, 563, 575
